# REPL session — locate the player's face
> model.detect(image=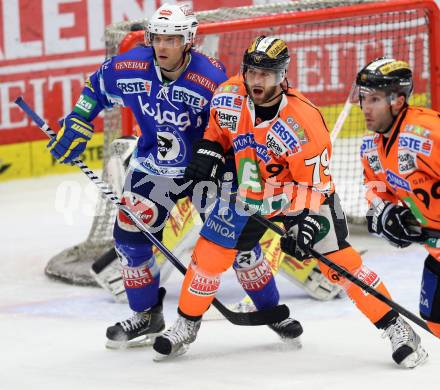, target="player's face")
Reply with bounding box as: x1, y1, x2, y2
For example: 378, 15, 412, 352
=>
245, 66, 282, 105
151, 34, 186, 70
360, 90, 394, 133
